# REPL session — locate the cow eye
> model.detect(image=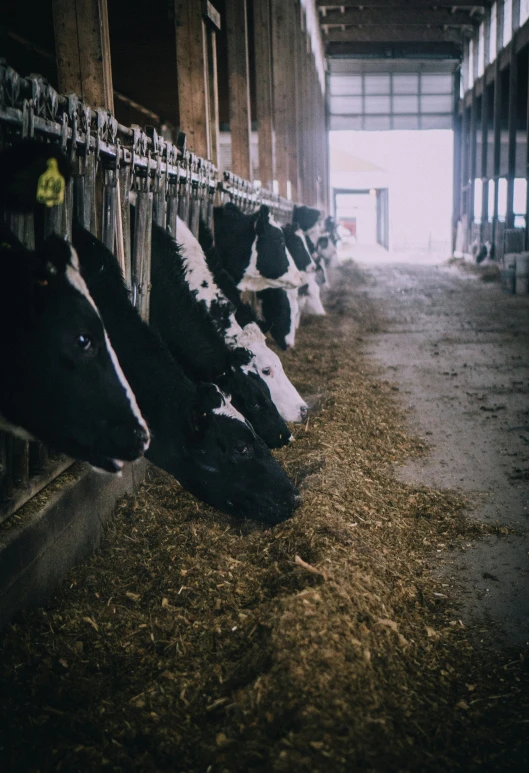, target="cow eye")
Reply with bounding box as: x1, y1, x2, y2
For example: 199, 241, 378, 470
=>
262, 367, 272, 377
235, 442, 250, 456
76, 333, 93, 351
